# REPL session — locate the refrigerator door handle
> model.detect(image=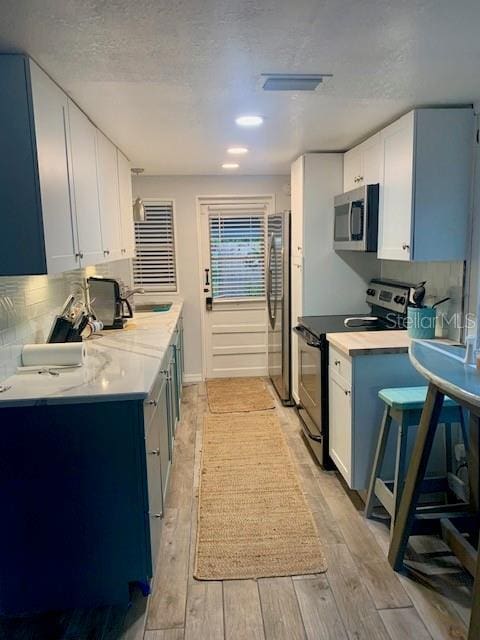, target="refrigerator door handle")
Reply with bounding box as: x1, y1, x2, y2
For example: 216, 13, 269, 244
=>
267, 234, 275, 327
